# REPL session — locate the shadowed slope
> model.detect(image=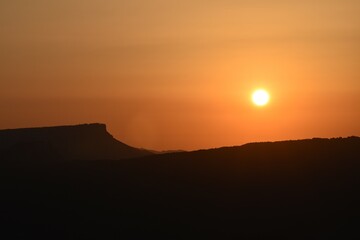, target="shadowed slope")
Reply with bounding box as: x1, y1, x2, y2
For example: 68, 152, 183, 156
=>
0, 123, 151, 161
1, 134, 360, 238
